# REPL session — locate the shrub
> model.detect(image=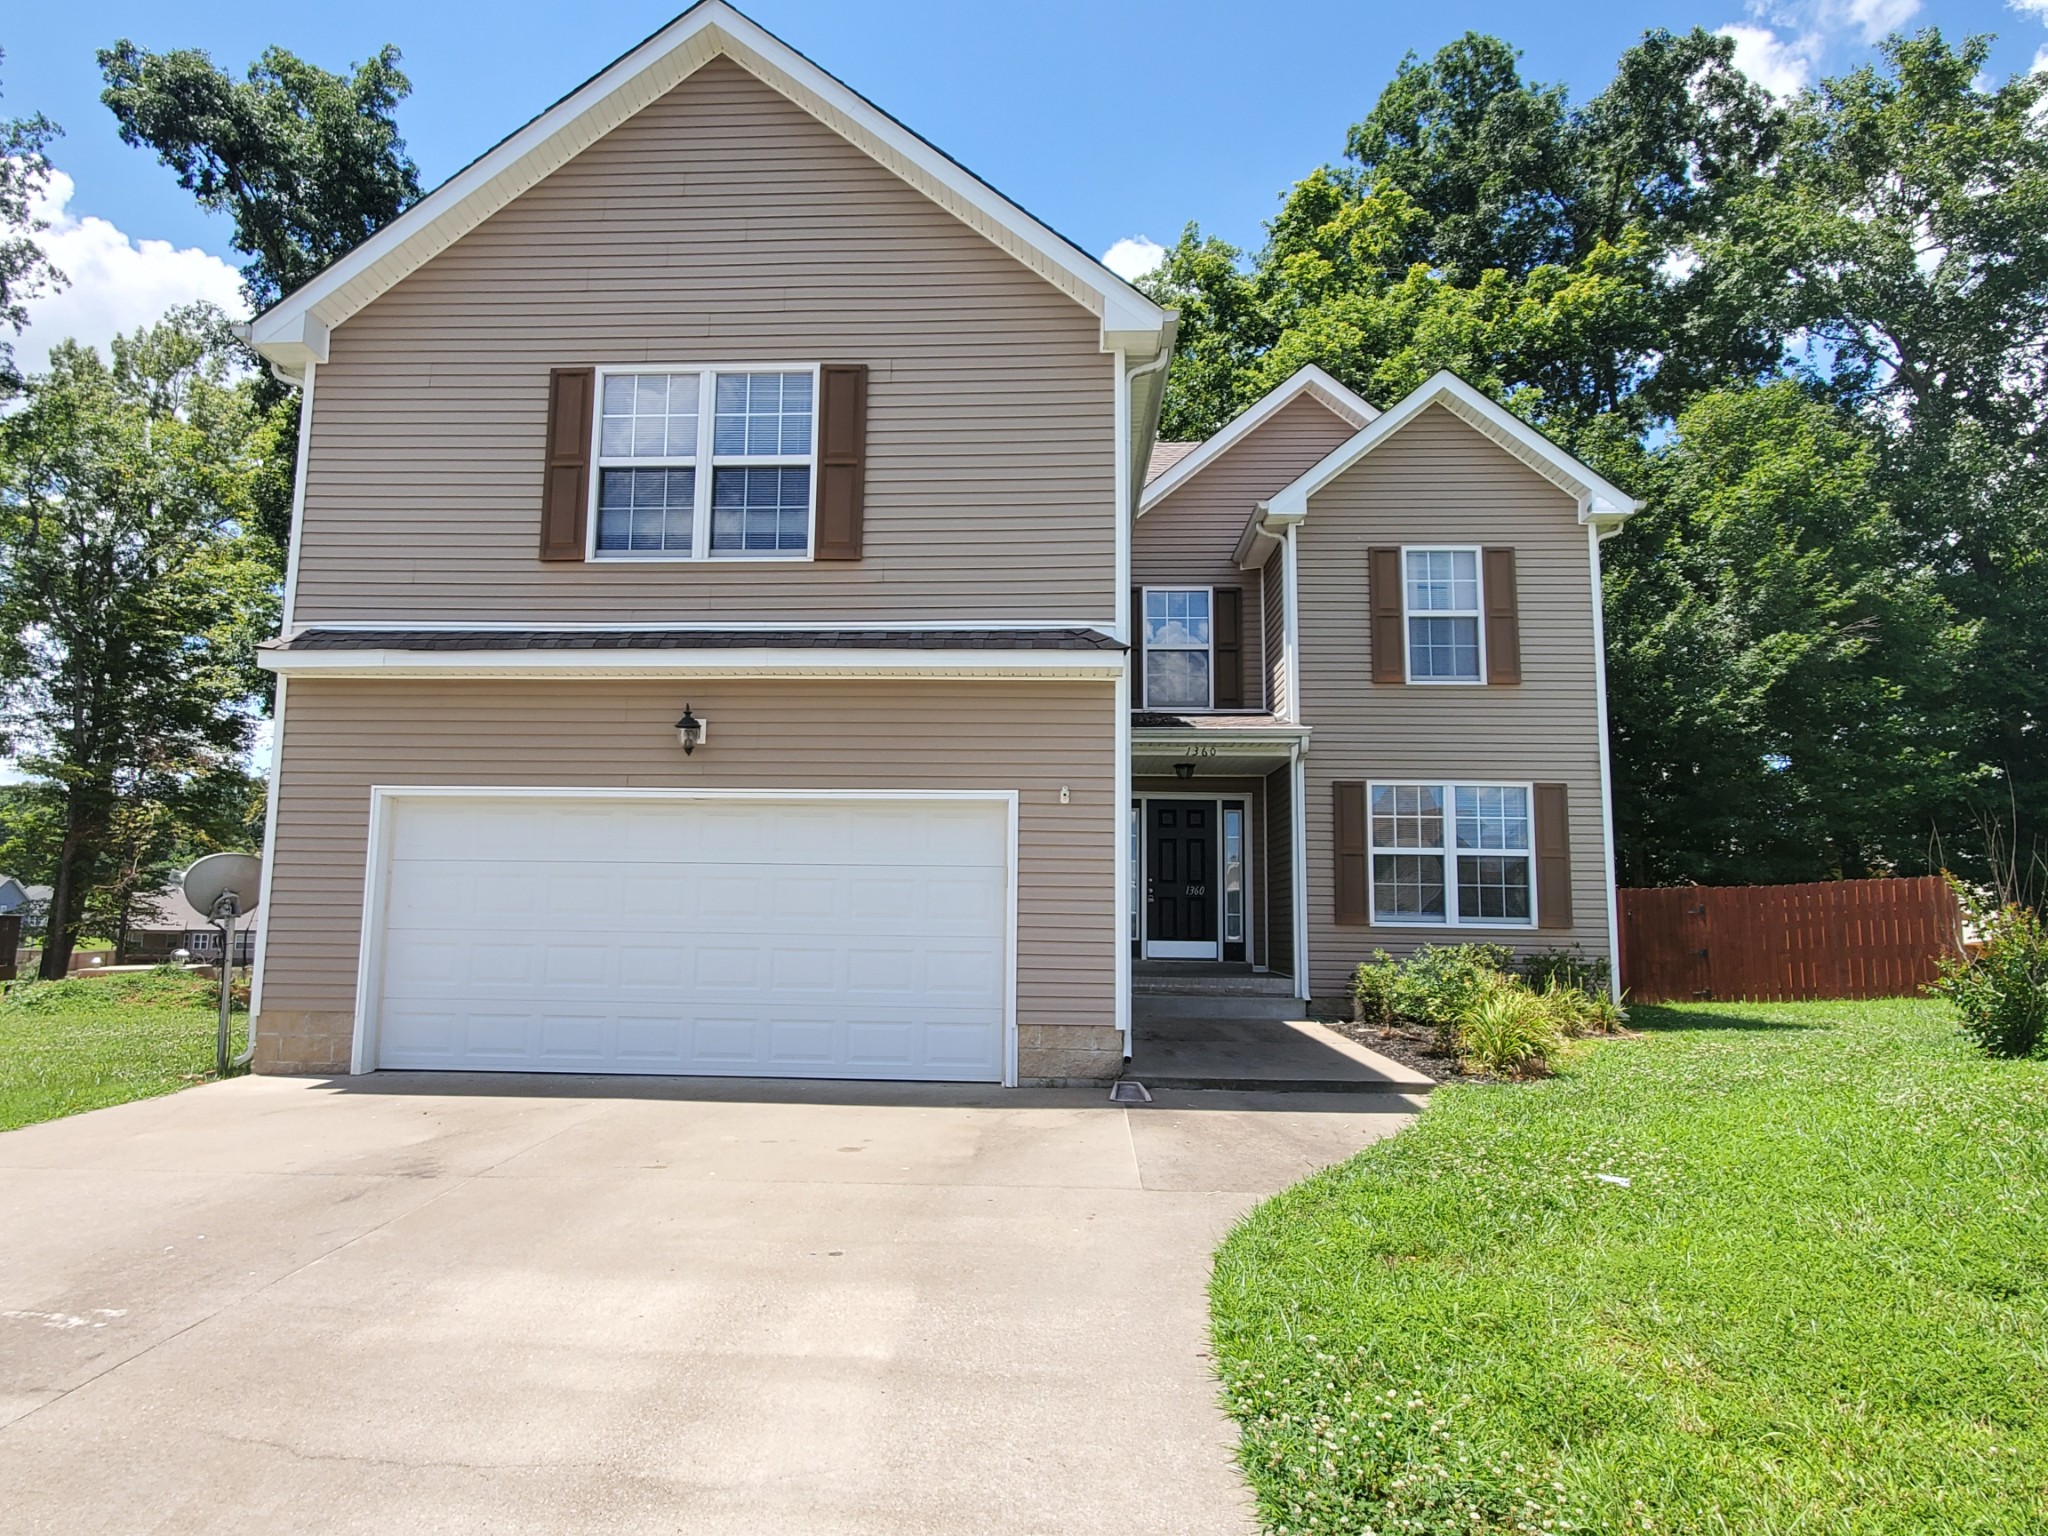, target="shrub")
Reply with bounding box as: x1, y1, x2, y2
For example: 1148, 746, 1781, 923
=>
1351, 951, 1401, 1027
1521, 945, 1612, 998
1455, 984, 1563, 1076
1396, 943, 1515, 1035
1932, 902, 2048, 1059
